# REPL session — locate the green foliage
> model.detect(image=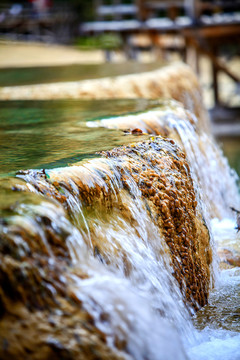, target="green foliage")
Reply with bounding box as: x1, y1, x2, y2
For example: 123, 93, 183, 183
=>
75, 33, 123, 50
